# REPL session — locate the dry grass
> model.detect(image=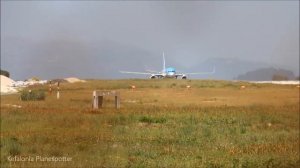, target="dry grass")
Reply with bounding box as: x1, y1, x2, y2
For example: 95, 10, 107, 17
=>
1, 79, 299, 167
